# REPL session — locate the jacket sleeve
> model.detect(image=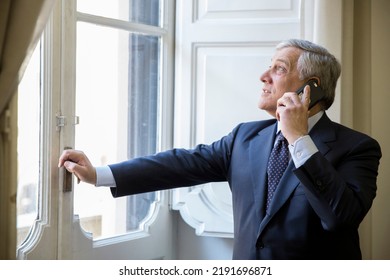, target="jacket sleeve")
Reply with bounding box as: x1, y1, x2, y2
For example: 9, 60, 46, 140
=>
293, 135, 381, 230
108, 125, 240, 198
